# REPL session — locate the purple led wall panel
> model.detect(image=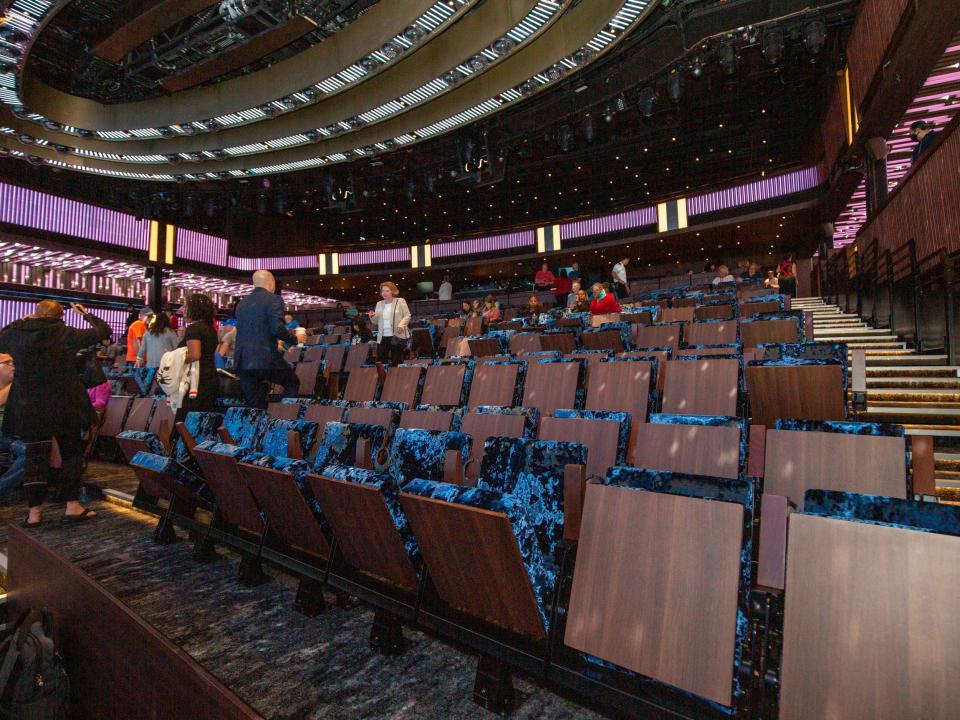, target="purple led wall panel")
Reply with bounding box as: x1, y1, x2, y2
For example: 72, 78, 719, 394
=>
559, 207, 657, 240
687, 166, 822, 216
338, 247, 411, 267
430, 230, 534, 258
227, 255, 318, 271
177, 229, 228, 266
0, 181, 150, 251
0, 299, 128, 341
